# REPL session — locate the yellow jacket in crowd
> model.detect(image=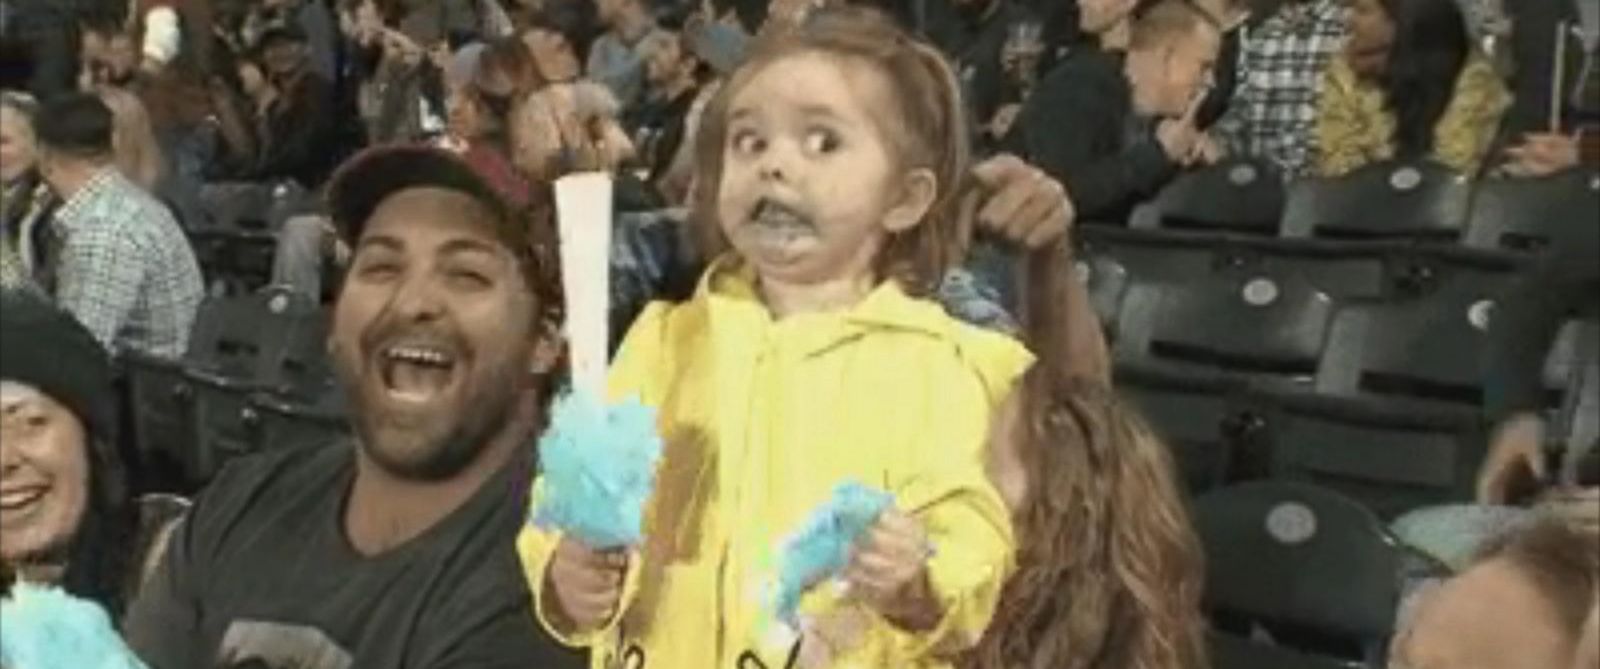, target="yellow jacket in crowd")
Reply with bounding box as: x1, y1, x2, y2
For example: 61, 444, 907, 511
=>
1315, 51, 1511, 177
518, 257, 1031, 669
